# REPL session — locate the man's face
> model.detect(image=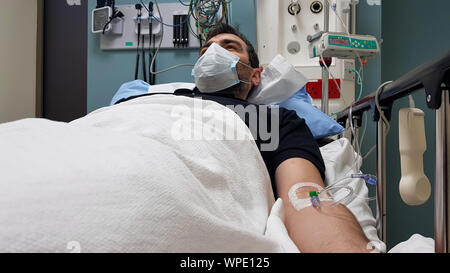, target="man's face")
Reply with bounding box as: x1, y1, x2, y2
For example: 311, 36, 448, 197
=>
199, 33, 261, 99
